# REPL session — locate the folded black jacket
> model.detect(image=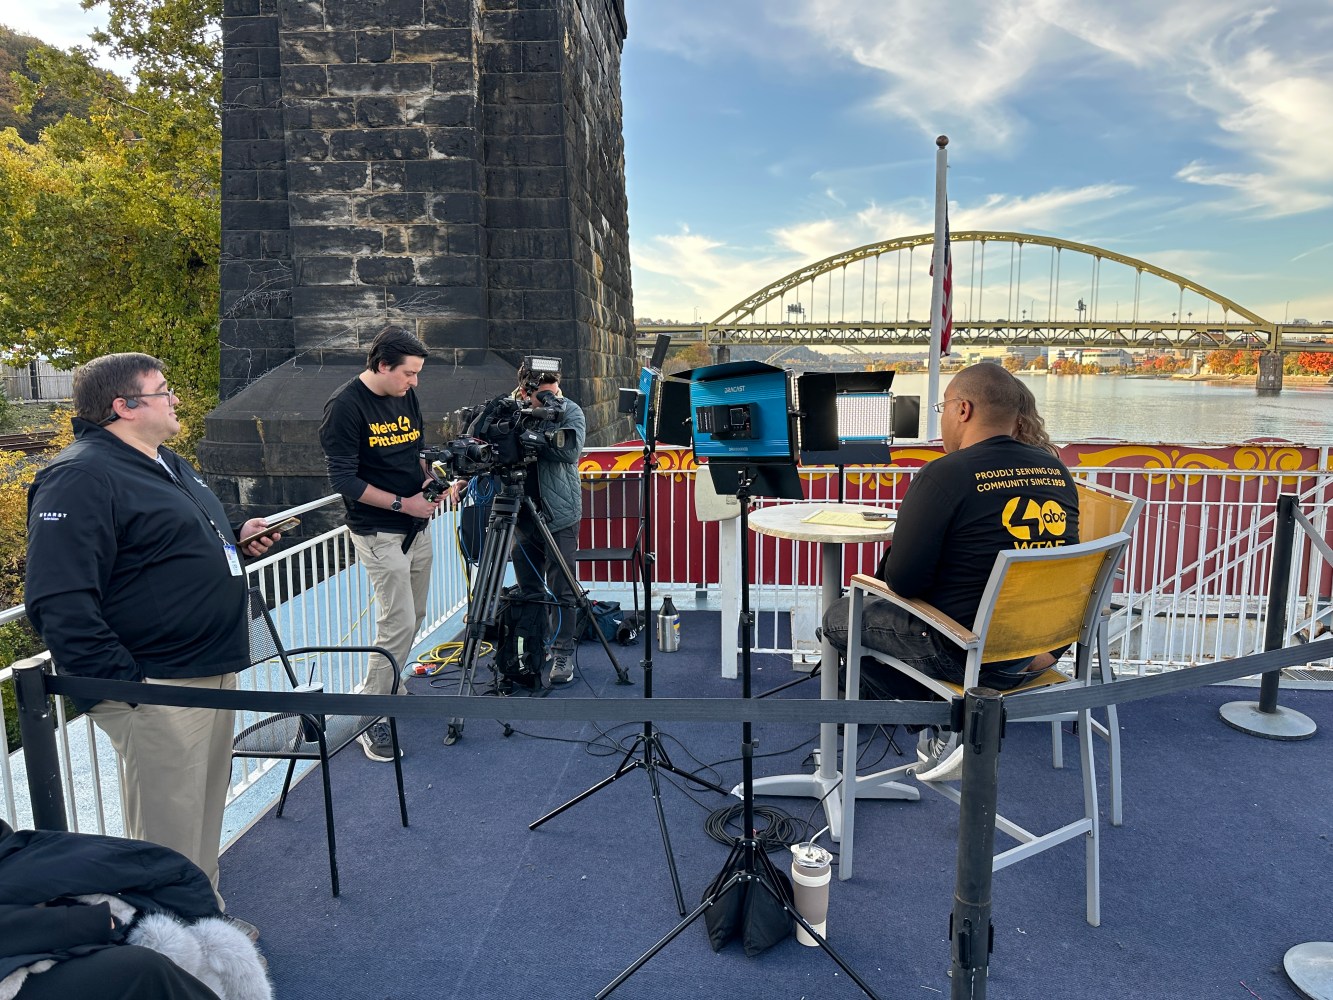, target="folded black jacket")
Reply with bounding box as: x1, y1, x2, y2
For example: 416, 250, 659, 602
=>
0, 819, 219, 985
